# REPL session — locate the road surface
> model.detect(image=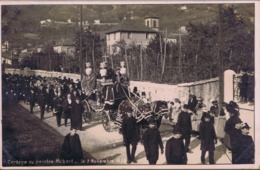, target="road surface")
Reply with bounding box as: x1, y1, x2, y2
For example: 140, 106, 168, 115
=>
2, 101, 255, 167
